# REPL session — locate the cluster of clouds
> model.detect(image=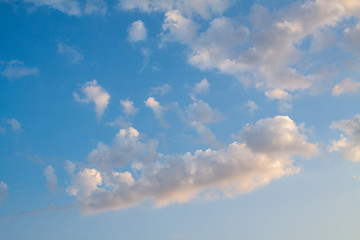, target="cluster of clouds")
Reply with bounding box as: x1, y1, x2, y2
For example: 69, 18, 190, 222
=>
4, 0, 360, 100
64, 115, 317, 214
